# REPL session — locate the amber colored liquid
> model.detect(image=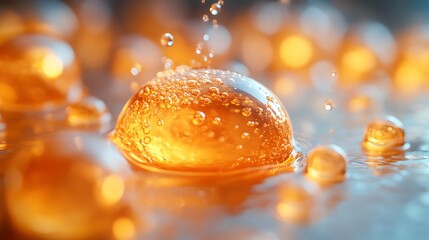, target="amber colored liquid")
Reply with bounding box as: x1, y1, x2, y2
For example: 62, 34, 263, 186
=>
112, 67, 297, 173
0, 34, 82, 111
